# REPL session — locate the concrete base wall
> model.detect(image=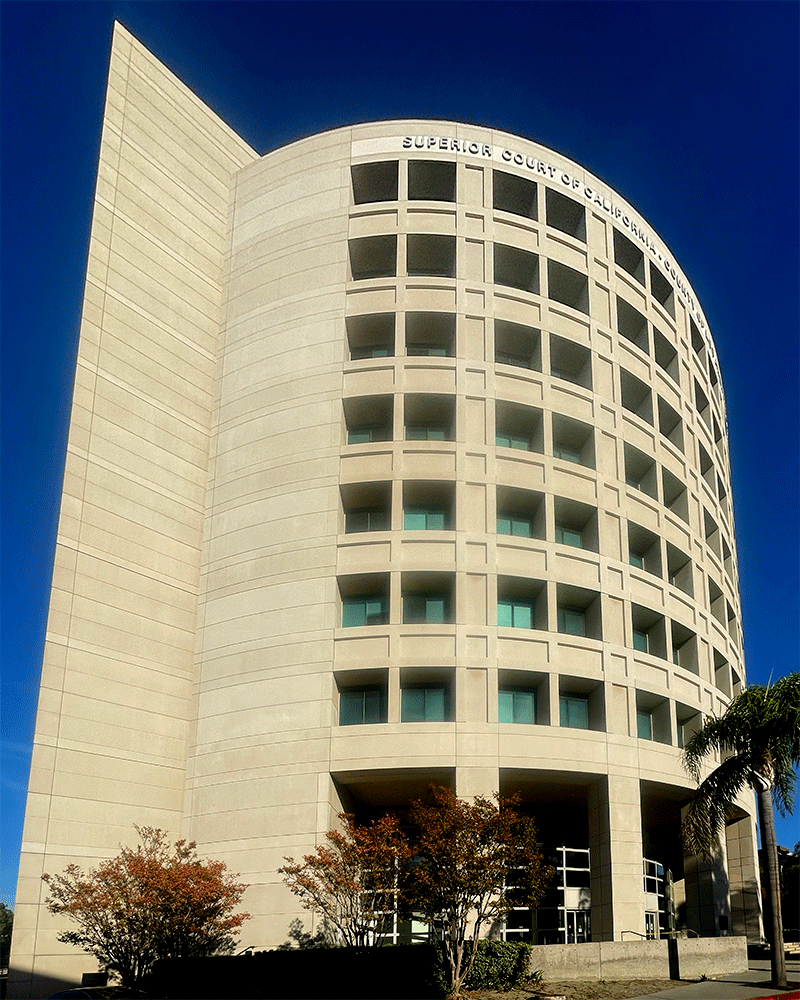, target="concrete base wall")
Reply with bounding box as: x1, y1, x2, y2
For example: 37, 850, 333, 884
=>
528, 936, 748, 981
